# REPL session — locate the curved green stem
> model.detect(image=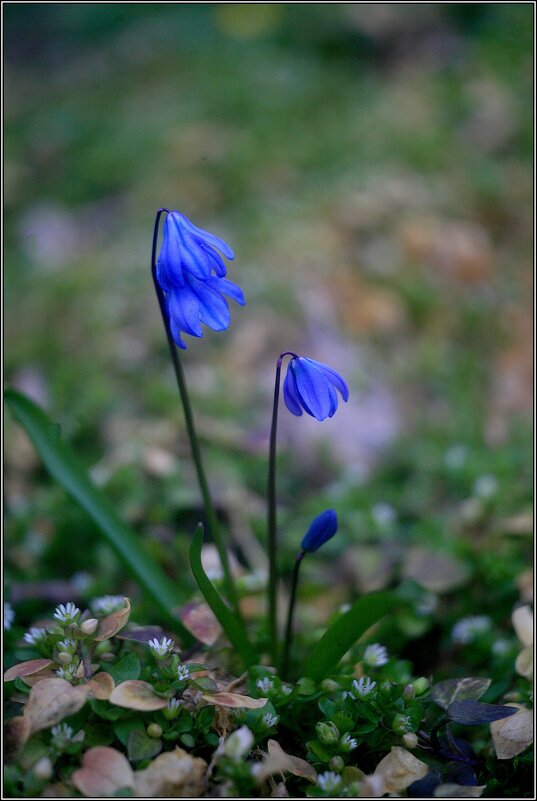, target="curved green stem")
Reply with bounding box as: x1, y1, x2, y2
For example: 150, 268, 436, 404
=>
280, 550, 305, 678
151, 210, 240, 619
